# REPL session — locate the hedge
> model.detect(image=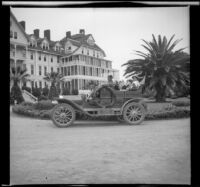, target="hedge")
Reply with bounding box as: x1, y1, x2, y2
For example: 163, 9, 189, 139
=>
171, 100, 190, 107
12, 101, 190, 121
